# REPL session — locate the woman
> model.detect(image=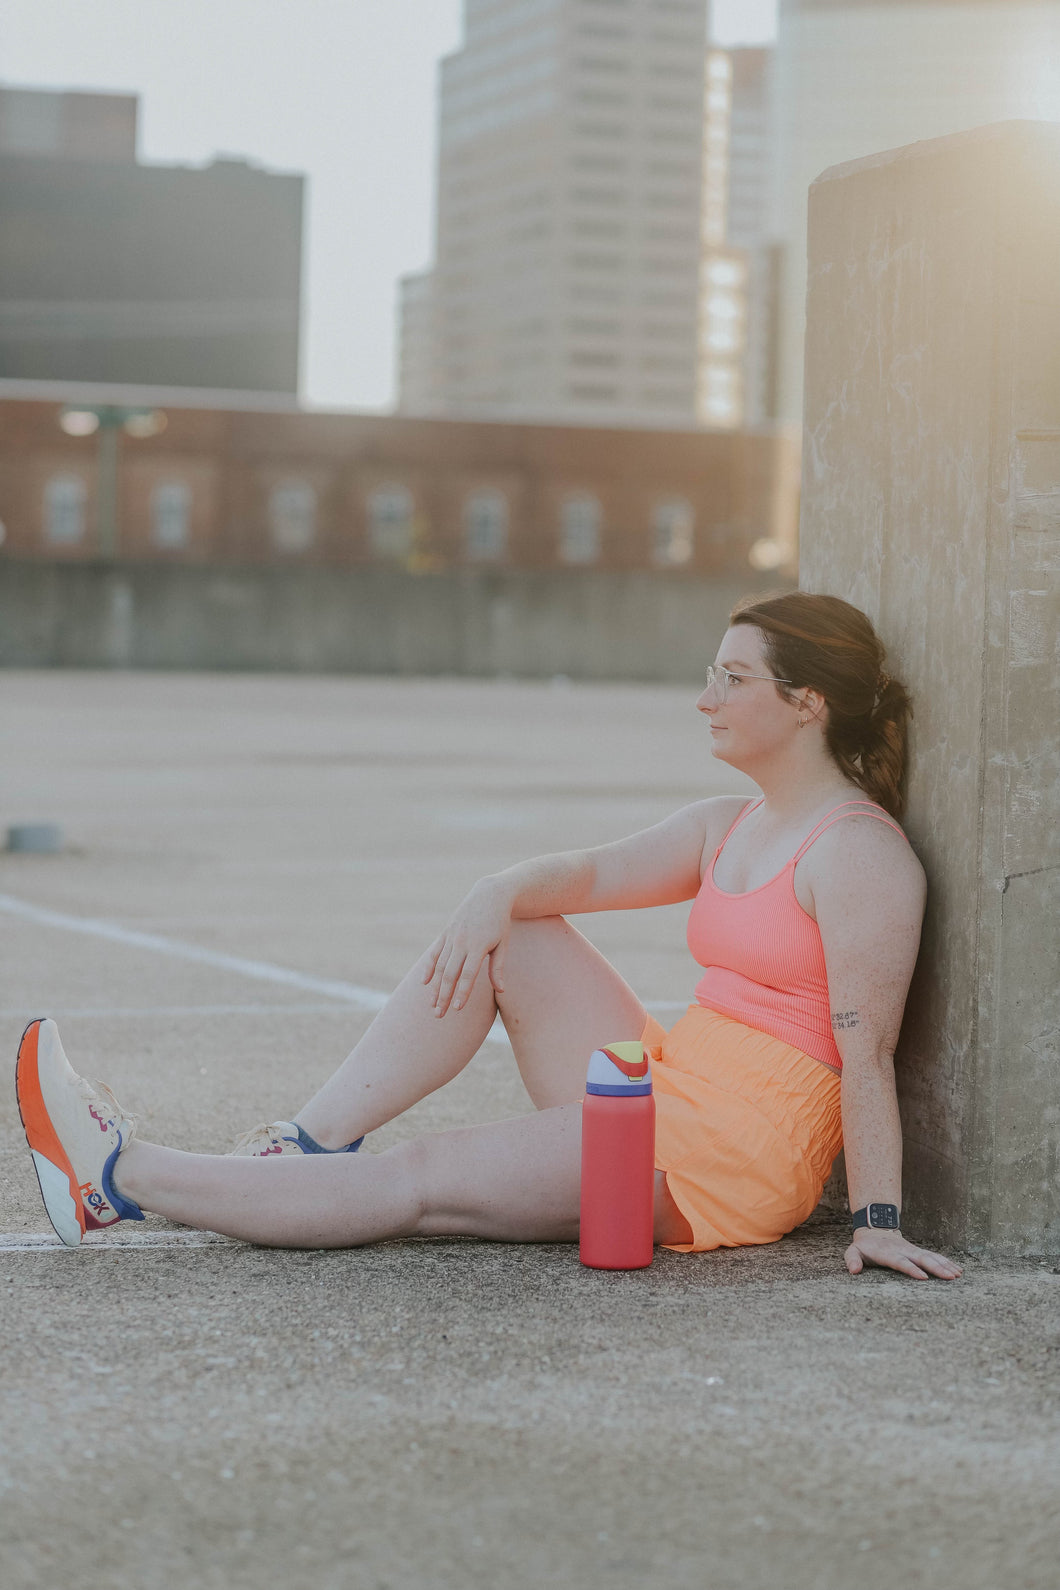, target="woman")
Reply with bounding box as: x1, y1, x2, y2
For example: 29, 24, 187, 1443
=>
16, 593, 961, 1280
